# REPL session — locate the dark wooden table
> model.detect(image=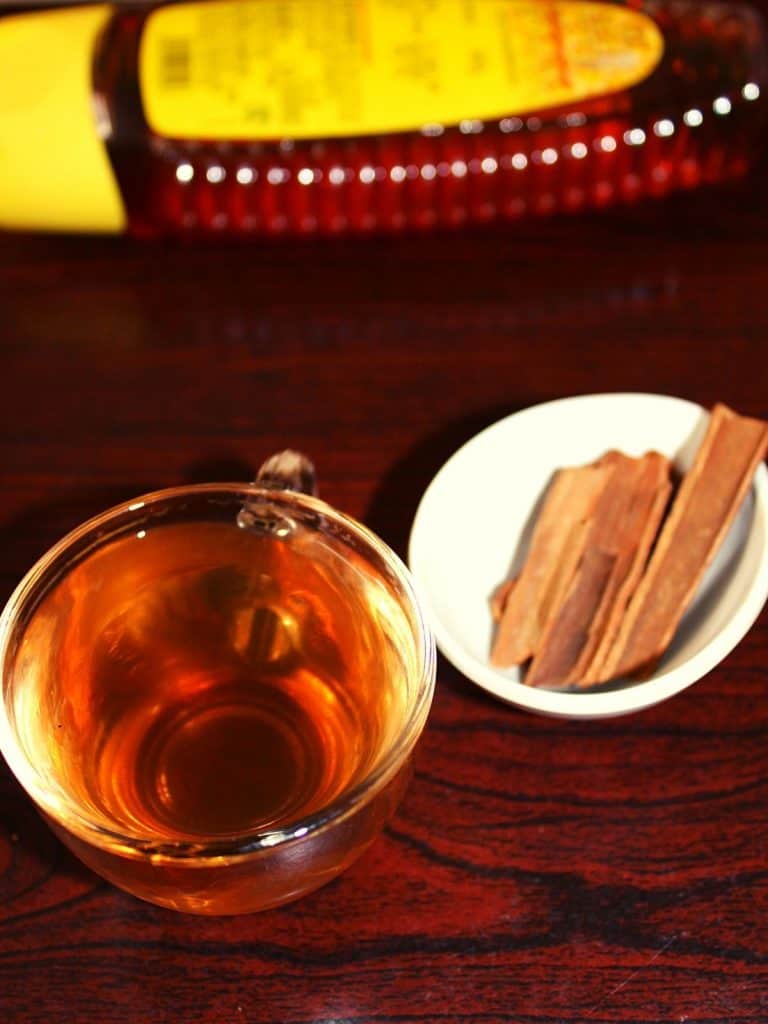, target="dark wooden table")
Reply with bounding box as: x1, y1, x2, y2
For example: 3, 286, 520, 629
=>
3, 124, 768, 1023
